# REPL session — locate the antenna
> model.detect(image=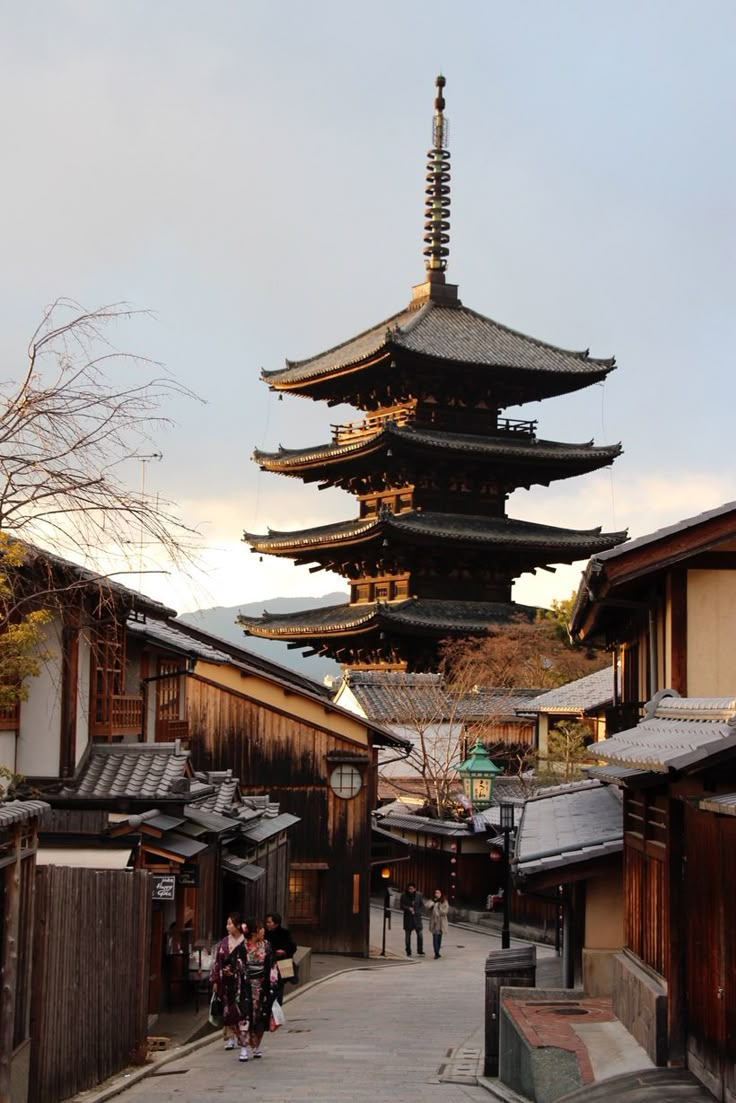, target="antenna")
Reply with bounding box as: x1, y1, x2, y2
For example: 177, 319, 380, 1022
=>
137, 452, 163, 591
